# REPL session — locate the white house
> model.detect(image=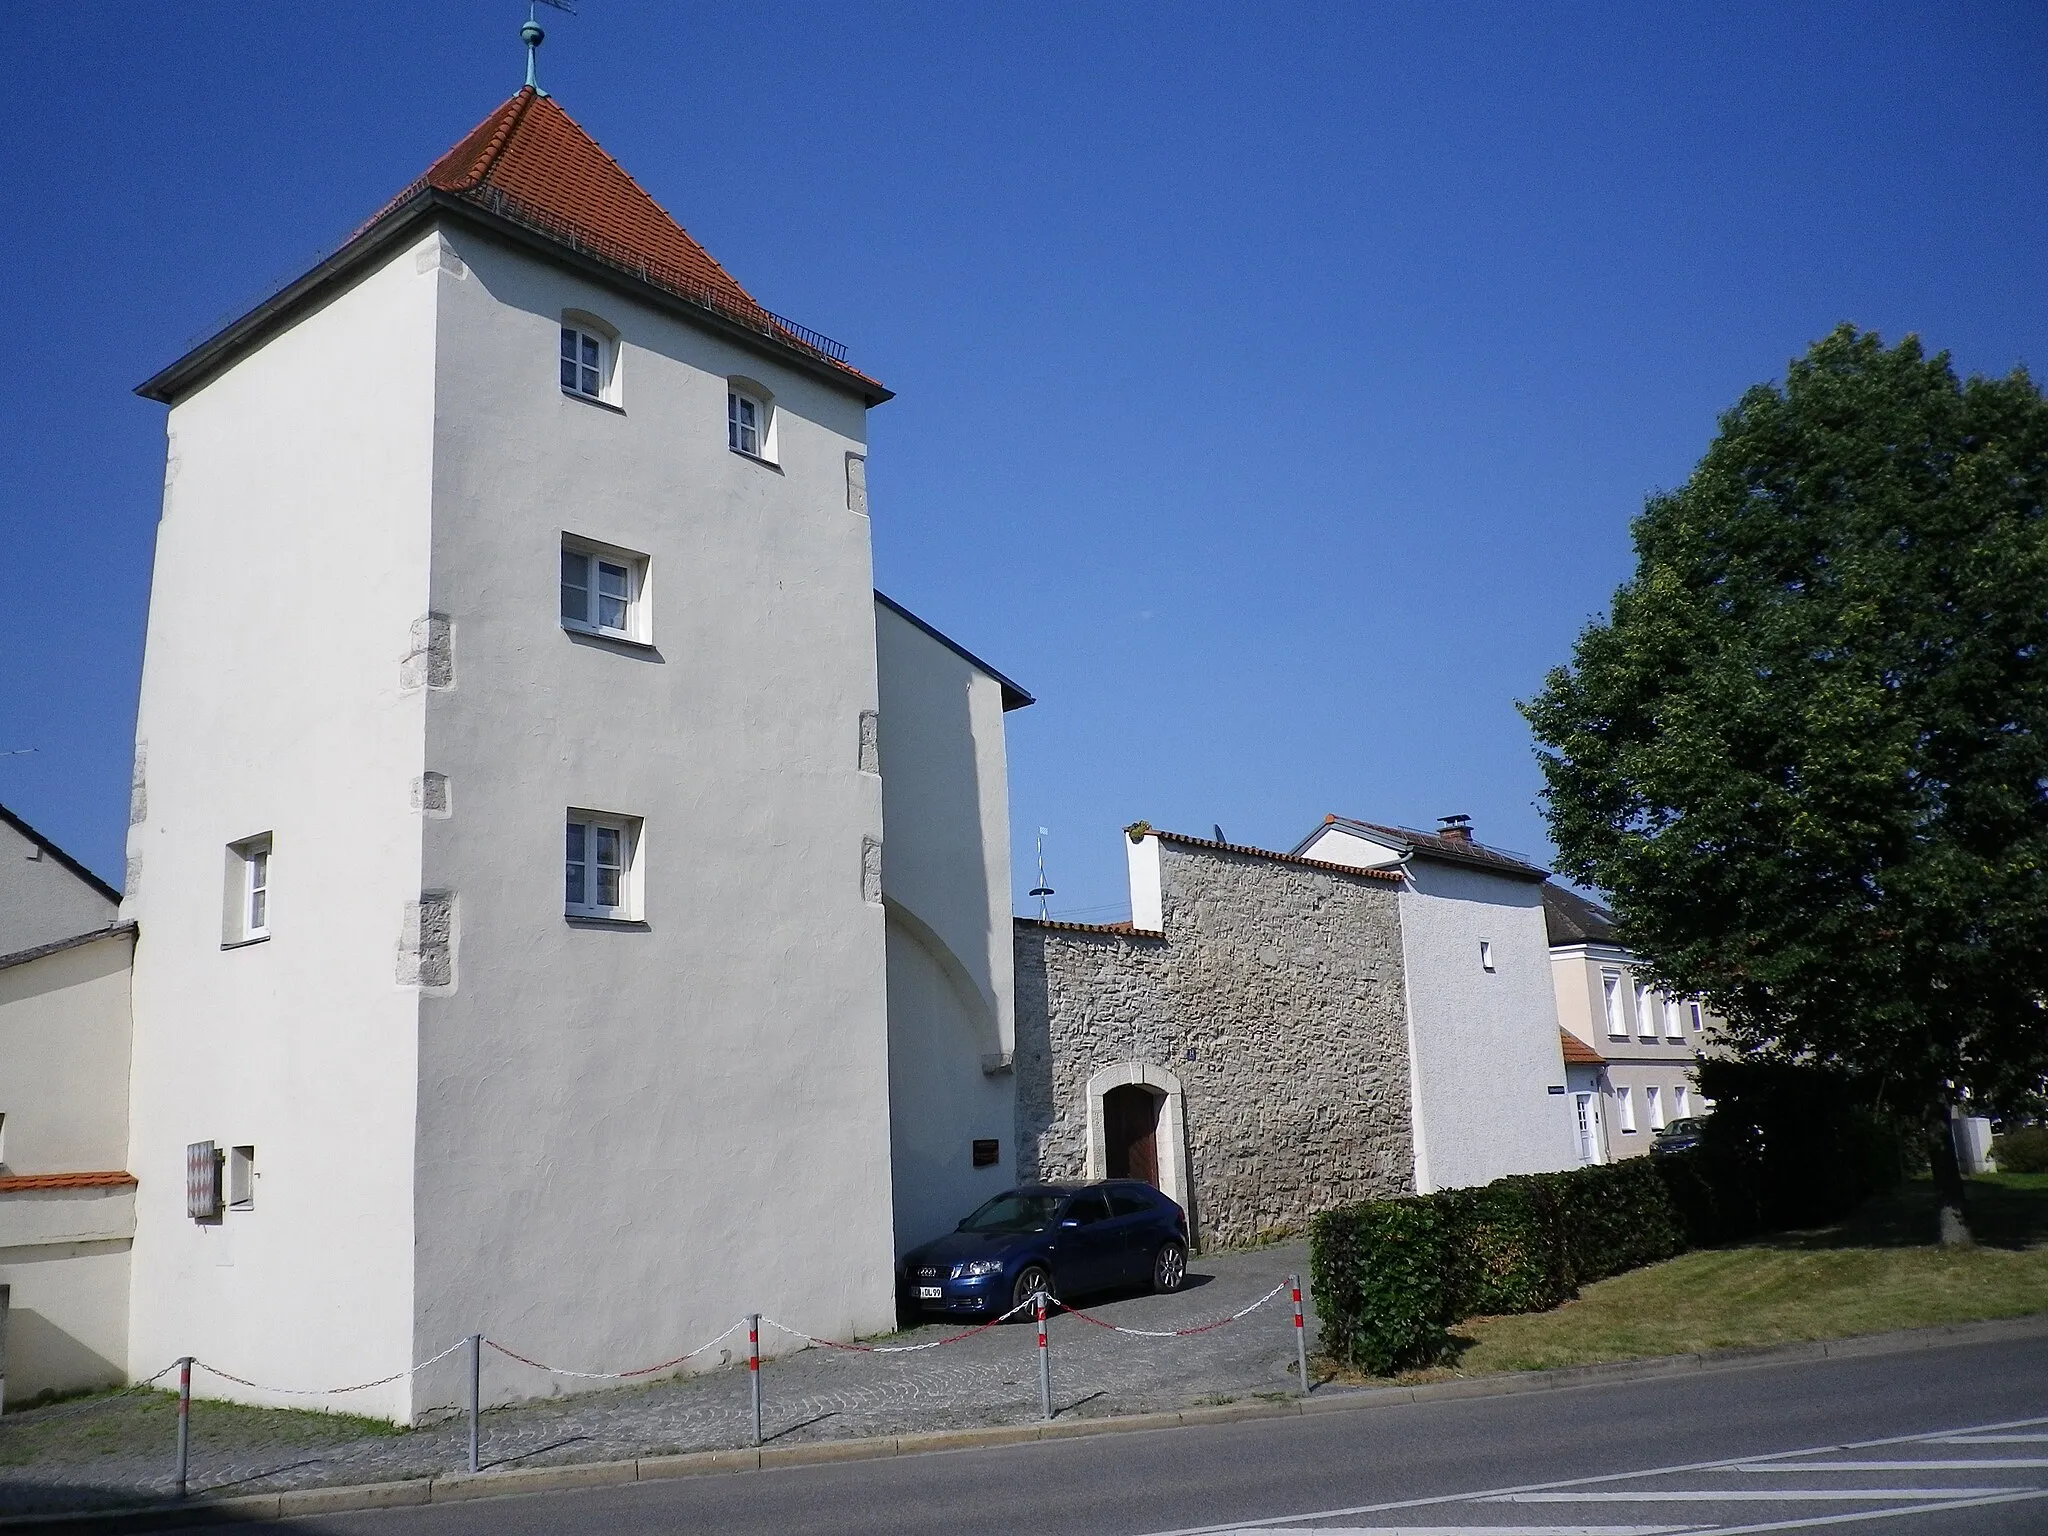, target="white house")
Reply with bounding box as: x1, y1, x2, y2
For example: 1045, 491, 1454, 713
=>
116, 85, 1023, 1419
1289, 815, 1580, 1191
0, 804, 135, 1409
